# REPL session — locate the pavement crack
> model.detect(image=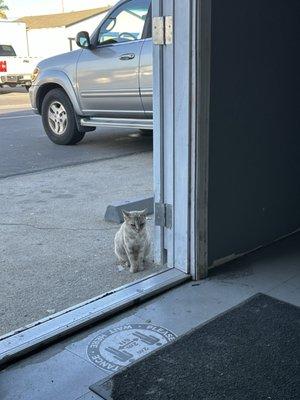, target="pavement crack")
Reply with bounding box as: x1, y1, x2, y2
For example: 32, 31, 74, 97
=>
0, 222, 116, 232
